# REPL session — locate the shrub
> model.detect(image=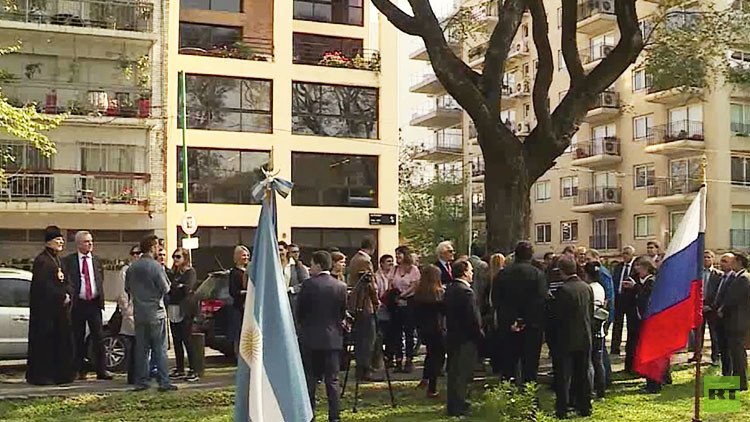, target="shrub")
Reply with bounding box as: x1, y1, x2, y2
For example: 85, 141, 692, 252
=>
480, 381, 543, 421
